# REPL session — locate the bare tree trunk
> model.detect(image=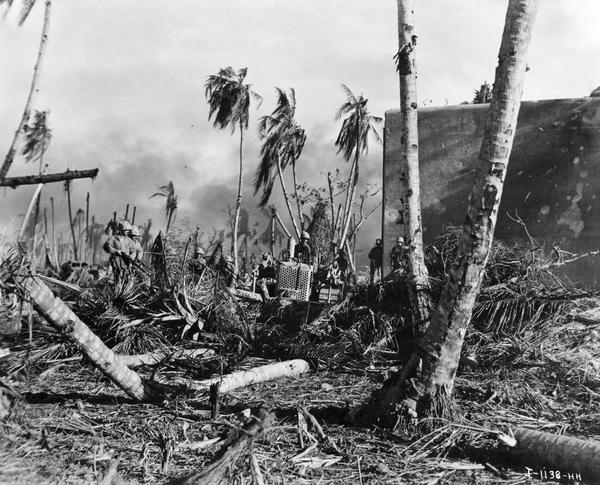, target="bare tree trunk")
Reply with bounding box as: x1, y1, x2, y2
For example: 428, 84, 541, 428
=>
270, 209, 276, 256
354, 0, 539, 427
50, 196, 57, 267
327, 171, 336, 241
292, 159, 304, 231
0, 0, 52, 183
85, 192, 89, 262
397, 0, 431, 334
0, 168, 99, 188
66, 181, 78, 260
18, 184, 44, 241
231, 122, 244, 280
17, 275, 153, 400
339, 134, 360, 248
276, 156, 301, 240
